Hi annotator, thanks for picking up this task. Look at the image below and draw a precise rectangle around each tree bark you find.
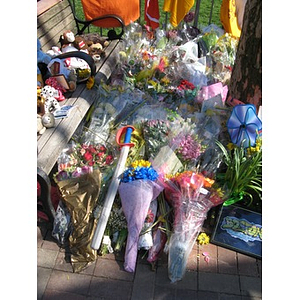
[228,0,262,110]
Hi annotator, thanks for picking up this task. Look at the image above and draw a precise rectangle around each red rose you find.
[105,155,113,165]
[83,151,93,162]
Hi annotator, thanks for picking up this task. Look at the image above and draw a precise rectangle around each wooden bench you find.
[37,0,123,223]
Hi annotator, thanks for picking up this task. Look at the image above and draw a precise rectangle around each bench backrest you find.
[37,0,77,52]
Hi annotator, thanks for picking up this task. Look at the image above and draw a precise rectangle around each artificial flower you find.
[197,232,210,245]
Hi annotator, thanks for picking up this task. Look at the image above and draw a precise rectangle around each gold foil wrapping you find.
[57,169,102,273]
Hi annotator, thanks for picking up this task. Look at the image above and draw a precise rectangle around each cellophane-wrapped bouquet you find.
[53,137,116,272]
[118,159,164,272]
[162,170,224,282]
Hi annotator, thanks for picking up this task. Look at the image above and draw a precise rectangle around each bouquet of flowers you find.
[55,142,115,181]
[53,139,116,272]
[118,159,164,272]
[162,170,224,282]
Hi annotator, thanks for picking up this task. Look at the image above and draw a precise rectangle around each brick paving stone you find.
[42,289,91,300]
[131,263,155,300]
[218,294,242,300]
[155,264,177,289]
[37,267,52,300]
[218,247,238,275]
[93,257,134,281]
[239,275,262,298]
[186,243,198,272]
[53,251,73,273]
[37,226,44,248]
[198,272,240,295]
[41,238,61,251]
[46,269,92,295]
[196,290,219,300]
[153,285,176,300]
[89,276,133,300]
[99,249,126,262]
[198,243,218,273]
[175,270,198,291]
[54,251,96,275]
[37,248,59,269]
[176,288,198,299]
[237,253,259,277]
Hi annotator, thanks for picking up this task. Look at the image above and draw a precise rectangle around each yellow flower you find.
[227,143,235,150]
[86,76,95,89]
[160,76,170,85]
[131,159,151,168]
[197,232,210,245]
[216,187,225,198]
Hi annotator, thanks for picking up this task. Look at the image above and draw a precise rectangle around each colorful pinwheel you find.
[227,104,262,147]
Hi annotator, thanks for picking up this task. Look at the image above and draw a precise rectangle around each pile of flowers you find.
[51,12,262,282]
[55,142,115,181]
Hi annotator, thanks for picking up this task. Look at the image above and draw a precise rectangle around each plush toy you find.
[42,112,56,128]
[59,30,89,53]
[37,113,55,135]
[37,114,46,135]
[40,85,60,113]
[59,30,79,53]
[73,35,89,53]
[37,87,45,115]
[37,39,52,87]
[82,33,110,61]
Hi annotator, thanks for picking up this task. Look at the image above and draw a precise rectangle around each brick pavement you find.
[37,223,262,300]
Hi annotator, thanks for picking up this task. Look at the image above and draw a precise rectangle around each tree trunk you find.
[228,0,262,111]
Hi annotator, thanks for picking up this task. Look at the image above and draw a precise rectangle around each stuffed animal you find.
[37,114,46,135]
[73,35,89,53]
[59,30,89,53]
[59,30,79,53]
[42,113,56,128]
[37,39,52,87]
[40,85,60,113]
[82,34,110,61]
[37,113,55,135]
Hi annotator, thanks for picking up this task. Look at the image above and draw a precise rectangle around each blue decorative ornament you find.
[227,104,262,147]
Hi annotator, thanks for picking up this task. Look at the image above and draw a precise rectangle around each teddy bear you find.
[37,38,52,87]
[59,30,89,53]
[81,33,110,61]
[37,113,56,135]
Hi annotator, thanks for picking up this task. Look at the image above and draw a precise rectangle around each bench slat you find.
[38,3,76,50]
[37,92,98,174]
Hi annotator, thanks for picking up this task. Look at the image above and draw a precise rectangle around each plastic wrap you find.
[138,198,158,250]
[52,200,72,245]
[56,169,102,272]
[119,180,163,272]
[118,160,163,272]
[161,171,223,282]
